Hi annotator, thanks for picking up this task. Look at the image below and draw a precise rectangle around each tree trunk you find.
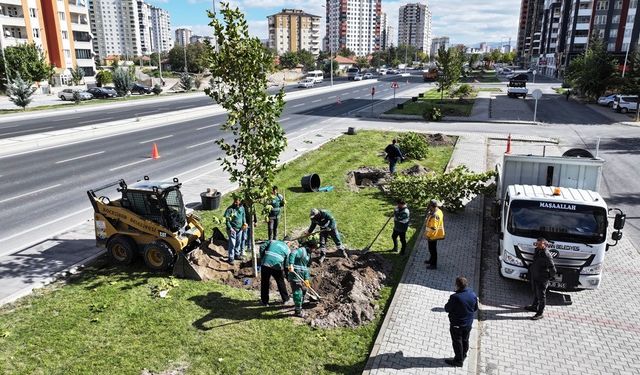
[250,205,258,276]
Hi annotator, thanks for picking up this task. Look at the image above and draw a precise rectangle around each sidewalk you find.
[363,135,487,374]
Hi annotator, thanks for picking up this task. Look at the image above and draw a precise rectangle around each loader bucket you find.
[173,251,205,280]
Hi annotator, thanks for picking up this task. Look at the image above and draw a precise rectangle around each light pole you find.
[622,40,632,78]
[322,4,334,86]
[156,39,164,83]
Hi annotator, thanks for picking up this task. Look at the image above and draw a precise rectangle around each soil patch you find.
[178,240,392,328]
[346,167,389,191]
[401,164,430,176]
[141,363,188,375]
[425,133,456,146]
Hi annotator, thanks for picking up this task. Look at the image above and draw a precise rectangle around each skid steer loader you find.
[87,176,205,272]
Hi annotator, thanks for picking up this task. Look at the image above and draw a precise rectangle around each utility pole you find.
[183,43,188,73]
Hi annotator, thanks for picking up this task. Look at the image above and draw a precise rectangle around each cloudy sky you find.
[150,0,520,47]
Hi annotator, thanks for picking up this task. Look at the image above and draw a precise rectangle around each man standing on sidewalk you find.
[444,276,478,367]
[525,237,556,320]
[424,199,445,269]
[384,138,404,174]
[224,197,247,264]
[391,200,410,255]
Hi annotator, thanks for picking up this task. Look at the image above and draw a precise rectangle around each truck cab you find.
[507,78,528,98]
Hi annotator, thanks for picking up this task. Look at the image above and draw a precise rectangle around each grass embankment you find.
[386,88,476,117]
[477,88,502,92]
[0,131,453,375]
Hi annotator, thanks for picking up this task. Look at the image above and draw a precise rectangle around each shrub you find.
[451,83,473,99]
[179,72,193,91]
[422,106,443,121]
[398,132,429,160]
[6,74,36,110]
[95,70,112,87]
[388,165,496,211]
[152,84,163,95]
[112,67,133,97]
[70,65,85,86]
[73,90,82,104]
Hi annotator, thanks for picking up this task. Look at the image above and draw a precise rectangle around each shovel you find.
[362,215,393,254]
[290,269,322,300]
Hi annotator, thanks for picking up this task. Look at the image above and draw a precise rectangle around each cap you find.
[429,199,440,207]
[310,208,320,218]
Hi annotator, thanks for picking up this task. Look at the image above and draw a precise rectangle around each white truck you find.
[493,152,626,290]
[507,77,528,98]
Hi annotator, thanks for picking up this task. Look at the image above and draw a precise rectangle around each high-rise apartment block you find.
[0,0,96,79]
[150,6,172,53]
[174,27,192,47]
[267,9,321,56]
[325,0,382,56]
[430,36,450,56]
[398,2,432,54]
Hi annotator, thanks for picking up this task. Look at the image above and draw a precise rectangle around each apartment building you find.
[190,35,213,44]
[267,9,321,56]
[174,27,191,47]
[137,0,152,56]
[430,36,450,57]
[89,0,142,60]
[0,0,96,80]
[325,0,382,56]
[397,2,432,54]
[150,5,172,53]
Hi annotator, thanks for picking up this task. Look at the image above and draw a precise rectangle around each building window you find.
[614,0,623,9]
[631,0,638,8]
[33,28,40,38]
[597,1,608,10]
[62,30,68,39]
[75,49,92,59]
[612,15,620,24]
[64,49,71,58]
[610,29,618,38]
[29,8,37,18]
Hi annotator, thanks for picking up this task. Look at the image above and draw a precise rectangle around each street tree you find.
[279,51,299,69]
[337,47,354,57]
[112,67,133,97]
[566,37,618,100]
[435,46,463,102]
[488,49,502,66]
[95,70,113,87]
[7,74,37,110]
[322,59,339,76]
[179,72,193,91]
[206,3,287,275]
[620,49,640,94]
[70,65,85,85]
[417,51,429,63]
[168,43,212,73]
[468,53,480,69]
[356,56,370,68]
[296,50,316,71]
[1,43,54,84]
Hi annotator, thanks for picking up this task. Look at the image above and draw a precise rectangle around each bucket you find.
[412,97,418,102]
[300,174,321,192]
[200,191,221,210]
[347,127,357,135]
[397,103,404,109]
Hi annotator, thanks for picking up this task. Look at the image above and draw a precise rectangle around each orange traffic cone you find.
[337,96,342,105]
[505,134,512,154]
[151,143,160,159]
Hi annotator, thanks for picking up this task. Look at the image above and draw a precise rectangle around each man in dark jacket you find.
[384,139,404,174]
[444,276,479,367]
[525,237,557,320]
[391,200,410,255]
[306,208,347,263]
[444,276,478,367]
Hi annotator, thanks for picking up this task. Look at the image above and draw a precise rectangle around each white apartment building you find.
[430,36,450,56]
[398,2,432,54]
[174,27,191,47]
[267,9,321,56]
[325,0,381,56]
[89,0,142,59]
[137,0,152,55]
[150,5,172,52]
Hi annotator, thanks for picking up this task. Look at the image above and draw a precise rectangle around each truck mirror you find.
[491,201,500,219]
[612,231,623,241]
[614,213,626,230]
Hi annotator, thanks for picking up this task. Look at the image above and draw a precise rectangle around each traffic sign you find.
[391,82,399,89]
[532,89,542,100]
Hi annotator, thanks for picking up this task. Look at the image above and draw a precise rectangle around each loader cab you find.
[119,177,187,233]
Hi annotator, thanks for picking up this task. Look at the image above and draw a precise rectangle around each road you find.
[0,76,427,256]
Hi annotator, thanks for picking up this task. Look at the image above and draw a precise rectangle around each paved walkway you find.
[364,136,487,374]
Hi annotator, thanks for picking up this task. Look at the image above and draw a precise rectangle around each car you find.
[500,68,513,75]
[130,83,152,94]
[353,74,363,81]
[612,95,638,113]
[297,78,315,88]
[363,73,374,79]
[378,68,388,75]
[347,67,360,80]
[597,94,618,107]
[508,73,529,81]
[58,89,93,101]
[87,87,118,99]
[387,69,399,75]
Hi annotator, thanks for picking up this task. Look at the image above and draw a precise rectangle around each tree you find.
[296,50,316,71]
[417,51,429,63]
[279,51,298,69]
[337,47,354,57]
[206,4,287,275]
[356,56,370,69]
[70,65,85,85]
[95,70,113,87]
[488,49,502,66]
[502,51,517,64]
[468,53,480,69]
[396,44,417,65]
[112,67,133,97]
[435,46,463,102]
[1,43,54,84]
[322,59,339,76]
[566,37,618,100]
[7,74,37,110]
[179,72,193,91]
[369,51,385,68]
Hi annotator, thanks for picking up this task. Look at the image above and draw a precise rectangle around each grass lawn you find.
[553,87,569,94]
[0,130,453,375]
[385,88,476,117]
[477,88,502,93]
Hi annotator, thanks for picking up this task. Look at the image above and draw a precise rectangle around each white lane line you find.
[139,135,173,144]
[2,126,53,136]
[102,117,115,121]
[186,140,215,149]
[55,151,105,164]
[109,158,150,171]
[312,99,322,103]
[196,124,218,130]
[355,96,361,99]
[280,117,291,122]
[328,95,336,99]
[321,105,333,110]
[77,119,96,125]
[0,124,21,129]
[292,103,305,108]
[351,91,359,94]
[0,184,61,204]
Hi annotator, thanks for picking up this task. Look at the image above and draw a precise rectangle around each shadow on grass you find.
[189,291,288,330]
[72,260,168,291]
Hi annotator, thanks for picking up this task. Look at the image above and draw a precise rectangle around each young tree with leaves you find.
[356,56,370,69]
[435,46,463,102]
[278,51,299,69]
[566,37,618,100]
[296,50,316,72]
[112,67,133,97]
[179,72,193,91]
[337,47,354,57]
[95,70,113,87]
[70,65,85,85]
[1,43,54,85]
[7,74,37,110]
[206,3,287,275]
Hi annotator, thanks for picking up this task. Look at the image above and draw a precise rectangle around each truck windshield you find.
[507,200,607,244]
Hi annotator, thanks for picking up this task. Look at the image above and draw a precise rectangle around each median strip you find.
[55,151,105,164]
[3,126,53,136]
[139,135,173,144]
[0,184,61,204]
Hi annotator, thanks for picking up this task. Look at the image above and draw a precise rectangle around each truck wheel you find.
[143,241,176,271]
[107,235,138,265]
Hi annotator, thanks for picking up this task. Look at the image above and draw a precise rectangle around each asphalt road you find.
[0,76,425,255]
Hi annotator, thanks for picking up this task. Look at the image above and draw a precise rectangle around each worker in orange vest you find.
[424,199,445,269]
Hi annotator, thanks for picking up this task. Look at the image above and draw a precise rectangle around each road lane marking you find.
[139,135,173,144]
[109,159,150,171]
[55,151,105,164]
[355,96,361,99]
[328,95,336,99]
[280,117,291,122]
[77,119,96,125]
[2,126,53,136]
[312,99,321,103]
[292,103,305,108]
[321,105,333,110]
[196,124,218,130]
[0,124,21,129]
[186,140,215,149]
[0,184,61,204]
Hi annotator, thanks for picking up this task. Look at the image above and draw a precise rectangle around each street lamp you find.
[622,40,631,78]
[322,4,335,86]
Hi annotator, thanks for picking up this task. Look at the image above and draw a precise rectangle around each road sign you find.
[532,89,542,100]
[391,82,399,89]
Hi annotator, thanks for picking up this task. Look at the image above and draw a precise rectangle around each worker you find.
[424,199,445,269]
[223,196,247,264]
[384,138,404,174]
[259,240,292,306]
[267,186,285,240]
[306,208,347,263]
[287,239,318,317]
[391,199,410,255]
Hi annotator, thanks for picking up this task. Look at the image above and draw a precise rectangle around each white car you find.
[612,95,638,113]
[379,68,387,75]
[597,94,617,107]
[353,74,363,81]
[58,89,93,101]
[363,73,374,79]
[297,78,315,88]
[500,68,513,75]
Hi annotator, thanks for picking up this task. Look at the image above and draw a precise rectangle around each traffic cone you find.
[337,96,341,105]
[505,134,512,154]
[151,143,160,159]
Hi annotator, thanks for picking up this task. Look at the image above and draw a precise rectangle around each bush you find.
[73,90,82,104]
[6,74,36,110]
[112,67,133,97]
[398,132,429,160]
[422,106,443,121]
[388,165,496,211]
[451,83,473,99]
[152,84,163,95]
[95,70,112,87]
[179,72,193,91]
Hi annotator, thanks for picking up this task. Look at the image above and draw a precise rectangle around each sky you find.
[148,0,520,48]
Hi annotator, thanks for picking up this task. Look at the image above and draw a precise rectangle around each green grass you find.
[0,130,453,375]
[477,88,502,92]
[553,87,569,94]
[385,88,476,117]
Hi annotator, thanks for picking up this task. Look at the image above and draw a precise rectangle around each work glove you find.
[303,280,311,289]
[288,265,294,273]
[242,223,248,230]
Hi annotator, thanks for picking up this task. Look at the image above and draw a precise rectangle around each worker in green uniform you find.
[306,208,347,263]
[267,186,285,240]
[259,240,291,306]
[287,239,319,317]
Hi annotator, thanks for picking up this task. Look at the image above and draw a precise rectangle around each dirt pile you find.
[401,164,430,176]
[346,167,389,191]
[425,133,456,146]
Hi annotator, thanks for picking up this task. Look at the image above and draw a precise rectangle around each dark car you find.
[87,87,117,98]
[131,83,152,94]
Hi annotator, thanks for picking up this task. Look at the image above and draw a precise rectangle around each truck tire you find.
[107,235,138,265]
[143,241,176,271]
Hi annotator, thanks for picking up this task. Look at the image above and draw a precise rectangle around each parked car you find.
[347,67,360,80]
[612,95,638,113]
[297,78,315,88]
[363,73,374,80]
[58,89,93,101]
[387,69,399,75]
[87,87,117,99]
[597,94,618,107]
[353,74,363,81]
[507,73,529,81]
[500,68,513,75]
[378,68,388,75]
[130,83,152,94]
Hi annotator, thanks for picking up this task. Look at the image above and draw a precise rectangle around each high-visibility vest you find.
[425,208,445,240]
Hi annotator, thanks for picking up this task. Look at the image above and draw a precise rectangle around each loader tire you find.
[107,235,137,265]
[143,241,176,271]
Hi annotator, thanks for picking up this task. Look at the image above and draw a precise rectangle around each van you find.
[612,95,638,113]
[306,70,324,84]
[347,67,360,80]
